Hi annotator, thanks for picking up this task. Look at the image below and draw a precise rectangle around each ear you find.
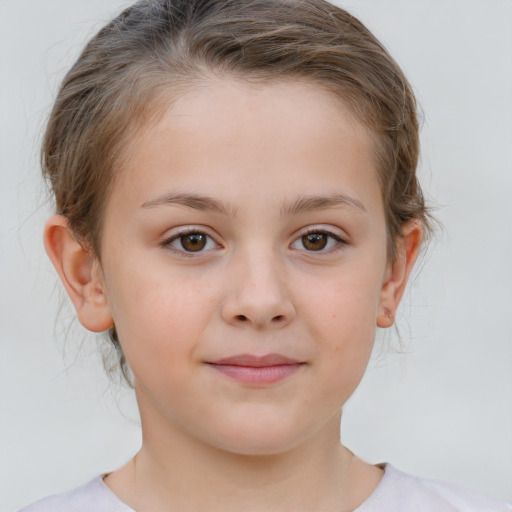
[377,220,423,328]
[44,215,114,332]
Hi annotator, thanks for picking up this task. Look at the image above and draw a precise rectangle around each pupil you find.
[303,233,327,251]
[181,233,206,252]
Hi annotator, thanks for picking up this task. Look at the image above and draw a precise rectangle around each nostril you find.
[236,315,248,322]
[272,315,284,322]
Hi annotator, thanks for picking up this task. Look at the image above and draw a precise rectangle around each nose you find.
[221,250,295,329]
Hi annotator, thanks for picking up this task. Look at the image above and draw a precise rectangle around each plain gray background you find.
[1,0,511,510]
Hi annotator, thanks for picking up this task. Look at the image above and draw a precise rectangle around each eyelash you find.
[161,226,348,257]
[160,228,221,258]
[291,228,348,254]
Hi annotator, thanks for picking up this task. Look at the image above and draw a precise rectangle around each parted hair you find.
[42,0,432,382]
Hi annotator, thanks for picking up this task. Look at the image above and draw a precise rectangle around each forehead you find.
[125,76,372,154]
[110,77,383,219]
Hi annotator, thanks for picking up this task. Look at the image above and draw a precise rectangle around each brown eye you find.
[291,229,345,253]
[301,233,328,251]
[164,229,219,255]
[180,233,207,252]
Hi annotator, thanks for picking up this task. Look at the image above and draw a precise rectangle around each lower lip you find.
[207,363,303,385]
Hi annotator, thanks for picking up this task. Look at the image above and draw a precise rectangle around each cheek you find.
[312,301,376,407]
[297,262,383,386]
[304,265,383,340]
[102,252,218,374]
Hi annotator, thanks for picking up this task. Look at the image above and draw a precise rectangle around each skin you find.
[45,78,422,511]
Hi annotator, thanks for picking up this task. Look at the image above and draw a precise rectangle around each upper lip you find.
[208,354,302,367]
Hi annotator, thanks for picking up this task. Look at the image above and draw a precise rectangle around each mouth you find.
[206,354,305,386]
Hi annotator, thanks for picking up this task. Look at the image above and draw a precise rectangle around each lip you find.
[206,353,305,386]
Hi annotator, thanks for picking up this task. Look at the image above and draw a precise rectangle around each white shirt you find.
[19,464,512,512]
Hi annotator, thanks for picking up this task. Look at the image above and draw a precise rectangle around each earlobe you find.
[44,215,114,333]
[377,220,423,328]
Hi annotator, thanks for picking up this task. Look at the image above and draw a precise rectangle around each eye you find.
[163,229,219,254]
[291,229,346,252]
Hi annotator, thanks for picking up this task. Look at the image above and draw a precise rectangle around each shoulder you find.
[17,476,134,512]
[357,464,512,512]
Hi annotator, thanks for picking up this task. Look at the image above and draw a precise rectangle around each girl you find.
[18,0,511,510]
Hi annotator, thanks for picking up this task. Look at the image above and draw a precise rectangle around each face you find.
[97,78,393,455]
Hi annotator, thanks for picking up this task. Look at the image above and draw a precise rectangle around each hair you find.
[42,0,433,383]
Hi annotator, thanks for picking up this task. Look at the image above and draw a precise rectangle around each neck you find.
[106,409,375,512]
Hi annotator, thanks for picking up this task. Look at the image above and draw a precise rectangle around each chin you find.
[205,416,314,457]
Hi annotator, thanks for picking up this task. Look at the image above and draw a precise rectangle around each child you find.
[19,0,511,510]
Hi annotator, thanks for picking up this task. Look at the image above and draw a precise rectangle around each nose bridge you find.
[222,243,295,328]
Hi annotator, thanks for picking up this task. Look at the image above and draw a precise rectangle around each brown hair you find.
[42,0,432,381]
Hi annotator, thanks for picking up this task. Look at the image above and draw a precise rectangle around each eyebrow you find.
[141,191,366,216]
[282,193,367,216]
[141,192,234,216]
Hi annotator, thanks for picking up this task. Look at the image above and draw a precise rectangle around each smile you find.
[206,354,305,386]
